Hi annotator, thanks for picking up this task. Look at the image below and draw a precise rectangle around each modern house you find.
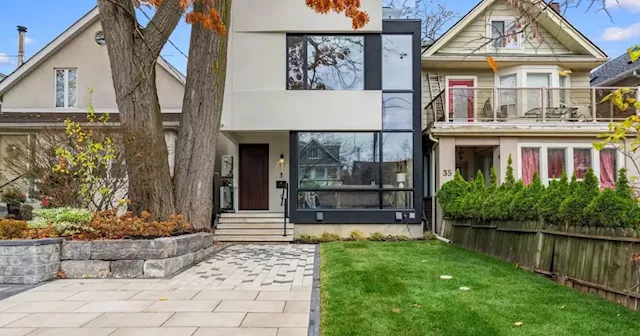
[422,0,638,233]
[214,0,423,241]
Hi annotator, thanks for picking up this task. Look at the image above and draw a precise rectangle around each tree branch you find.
[142,0,183,57]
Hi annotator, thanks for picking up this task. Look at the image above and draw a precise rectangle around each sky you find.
[0,0,638,77]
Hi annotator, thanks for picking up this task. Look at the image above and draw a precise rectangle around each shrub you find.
[615,168,633,199]
[73,210,192,240]
[509,173,545,221]
[437,169,469,218]
[388,235,412,241]
[369,232,386,241]
[33,207,92,224]
[320,232,341,242]
[536,172,569,224]
[29,207,93,236]
[584,189,637,227]
[0,219,28,239]
[349,230,366,241]
[559,169,599,225]
[295,234,321,244]
[422,231,436,240]
[505,155,516,187]
[1,188,26,204]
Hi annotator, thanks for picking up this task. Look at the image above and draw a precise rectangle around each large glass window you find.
[383,93,413,130]
[573,148,592,179]
[382,133,413,188]
[298,191,379,209]
[547,148,566,179]
[382,35,412,90]
[526,73,551,111]
[521,147,540,185]
[499,74,517,116]
[298,133,379,188]
[600,148,617,189]
[297,132,415,210]
[287,35,364,90]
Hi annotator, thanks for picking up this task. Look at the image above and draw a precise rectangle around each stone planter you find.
[61,232,214,278]
[0,238,64,284]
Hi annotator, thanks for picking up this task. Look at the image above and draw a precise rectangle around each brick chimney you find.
[549,2,561,14]
[17,26,27,67]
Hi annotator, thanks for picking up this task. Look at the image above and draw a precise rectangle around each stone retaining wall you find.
[0,238,64,284]
[61,232,214,278]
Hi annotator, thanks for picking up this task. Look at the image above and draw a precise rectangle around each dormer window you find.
[308,148,320,159]
[55,68,77,108]
[491,19,521,49]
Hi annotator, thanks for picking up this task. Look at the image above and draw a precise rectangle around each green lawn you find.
[321,241,640,336]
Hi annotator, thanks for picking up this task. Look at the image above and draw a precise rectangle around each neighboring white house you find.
[0,7,235,215]
[421,0,637,234]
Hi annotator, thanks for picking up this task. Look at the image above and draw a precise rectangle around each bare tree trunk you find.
[97,0,182,218]
[174,0,232,229]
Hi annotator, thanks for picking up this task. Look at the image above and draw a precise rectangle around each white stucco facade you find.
[221,0,383,133]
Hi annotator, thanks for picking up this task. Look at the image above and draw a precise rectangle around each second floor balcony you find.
[424,87,640,129]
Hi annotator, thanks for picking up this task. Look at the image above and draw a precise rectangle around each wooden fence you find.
[443,219,640,310]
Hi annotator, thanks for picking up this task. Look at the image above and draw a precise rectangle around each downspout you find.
[428,132,451,244]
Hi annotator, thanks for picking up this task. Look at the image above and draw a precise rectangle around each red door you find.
[448,80,474,122]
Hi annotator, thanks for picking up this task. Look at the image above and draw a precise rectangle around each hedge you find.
[437,155,640,228]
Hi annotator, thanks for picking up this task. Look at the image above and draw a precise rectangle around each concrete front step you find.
[216,229,294,236]
[220,212,284,218]
[217,223,294,229]
[214,235,294,242]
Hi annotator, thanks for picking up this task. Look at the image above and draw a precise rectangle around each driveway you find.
[0,244,316,336]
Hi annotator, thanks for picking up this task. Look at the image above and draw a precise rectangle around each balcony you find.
[424,87,640,128]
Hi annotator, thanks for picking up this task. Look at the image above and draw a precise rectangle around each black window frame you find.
[288,20,422,224]
[286,33,381,91]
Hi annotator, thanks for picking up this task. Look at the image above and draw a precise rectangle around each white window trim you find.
[517,142,625,186]
[308,148,320,160]
[444,75,478,122]
[486,16,525,52]
[53,68,78,109]
[494,66,563,116]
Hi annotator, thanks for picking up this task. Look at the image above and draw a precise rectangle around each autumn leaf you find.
[392,307,401,313]
[514,321,524,327]
[409,304,421,308]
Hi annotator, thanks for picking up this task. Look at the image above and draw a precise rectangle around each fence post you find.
[493,88,498,122]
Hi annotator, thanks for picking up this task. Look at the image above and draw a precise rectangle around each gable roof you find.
[0,7,185,96]
[422,0,607,59]
[590,52,639,86]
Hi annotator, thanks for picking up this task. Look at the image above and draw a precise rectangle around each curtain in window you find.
[548,148,565,179]
[521,148,539,185]
[600,149,616,189]
[573,149,591,179]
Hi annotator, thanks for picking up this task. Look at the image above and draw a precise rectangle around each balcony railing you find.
[424,87,640,127]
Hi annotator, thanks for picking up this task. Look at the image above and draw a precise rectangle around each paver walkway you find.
[0,244,317,336]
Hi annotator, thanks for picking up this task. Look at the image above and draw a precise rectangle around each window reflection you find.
[287,35,364,90]
[382,35,412,90]
[382,133,413,188]
[383,93,413,130]
[298,133,379,188]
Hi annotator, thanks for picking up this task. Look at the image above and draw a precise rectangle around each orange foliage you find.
[135,0,368,33]
[72,210,195,240]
